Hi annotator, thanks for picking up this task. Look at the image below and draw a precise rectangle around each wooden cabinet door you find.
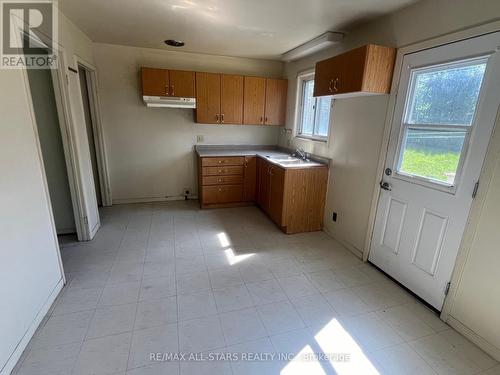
[217,185,243,203]
[243,77,266,125]
[243,156,257,202]
[334,46,366,94]
[221,75,244,124]
[269,165,285,225]
[196,72,221,124]
[202,186,218,205]
[264,79,287,125]
[257,158,270,211]
[313,56,343,97]
[169,70,195,98]
[141,68,169,96]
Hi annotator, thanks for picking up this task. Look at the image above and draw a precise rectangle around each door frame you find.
[74,57,112,207]
[363,20,500,315]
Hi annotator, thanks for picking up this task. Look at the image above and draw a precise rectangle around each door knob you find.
[380,181,392,191]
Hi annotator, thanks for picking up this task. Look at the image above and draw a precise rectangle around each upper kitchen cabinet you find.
[221,74,244,124]
[243,77,287,125]
[195,72,221,124]
[313,44,396,97]
[141,67,169,96]
[196,73,244,124]
[243,76,266,125]
[264,78,288,125]
[141,67,195,97]
[169,70,195,98]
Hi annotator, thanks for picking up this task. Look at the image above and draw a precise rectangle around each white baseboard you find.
[112,195,198,205]
[1,278,64,375]
[445,315,500,362]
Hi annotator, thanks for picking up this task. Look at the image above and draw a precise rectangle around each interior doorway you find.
[26,62,76,235]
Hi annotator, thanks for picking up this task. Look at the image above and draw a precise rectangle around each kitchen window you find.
[296,72,332,141]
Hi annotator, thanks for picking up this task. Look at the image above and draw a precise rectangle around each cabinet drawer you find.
[202,166,244,176]
[202,175,243,186]
[201,157,244,167]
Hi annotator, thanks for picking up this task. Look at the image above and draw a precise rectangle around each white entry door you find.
[369,32,500,310]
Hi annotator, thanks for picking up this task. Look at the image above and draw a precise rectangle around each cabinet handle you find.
[218,178,222,182]
[218,169,222,173]
[260,116,263,124]
[165,85,170,96]
[328,77,339,93]
[218,188,222,192]
[221,114,225,123]
[264,117,268,124]
[171,84,175,96]
[215,114,219,123]
[269,167,274,176]
[218,160,222,164]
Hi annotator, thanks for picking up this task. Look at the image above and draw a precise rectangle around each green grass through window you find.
[400,149,460,182]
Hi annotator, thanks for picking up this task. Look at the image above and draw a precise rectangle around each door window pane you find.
[399,128,466,184]
[406,60,487,126]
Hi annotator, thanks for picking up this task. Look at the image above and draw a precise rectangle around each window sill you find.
[295,135,328,143]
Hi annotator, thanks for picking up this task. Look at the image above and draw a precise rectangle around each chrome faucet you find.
[294,147,308,160]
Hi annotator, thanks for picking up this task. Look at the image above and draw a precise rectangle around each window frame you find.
[392,56,489,192]
[295,71,332,142]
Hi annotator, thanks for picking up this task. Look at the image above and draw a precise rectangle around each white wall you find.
[279,0,500,256]
[445,113,500,359]
[0,68,63,375]
[92,43,283,203]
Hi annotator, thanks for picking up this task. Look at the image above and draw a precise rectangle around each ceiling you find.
[59,0,418,60]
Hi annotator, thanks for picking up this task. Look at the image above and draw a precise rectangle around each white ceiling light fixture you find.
[281,31,344,62]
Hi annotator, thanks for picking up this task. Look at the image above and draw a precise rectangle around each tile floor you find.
[13,201,500,375]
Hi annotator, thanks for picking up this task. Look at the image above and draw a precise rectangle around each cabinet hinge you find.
[83,216,88,225]
[444,282,451,296]
[472,181,479,199]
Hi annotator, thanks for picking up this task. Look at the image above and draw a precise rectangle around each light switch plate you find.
[196,135,204,143]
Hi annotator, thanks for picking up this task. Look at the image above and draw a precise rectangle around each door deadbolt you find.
[385,168,392,176]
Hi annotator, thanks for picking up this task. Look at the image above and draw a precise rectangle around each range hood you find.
[143,95,196,108]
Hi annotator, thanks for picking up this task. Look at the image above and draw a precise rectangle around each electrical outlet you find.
[332,212,338,222]
[196,135,204,143]
[184,188,190,196]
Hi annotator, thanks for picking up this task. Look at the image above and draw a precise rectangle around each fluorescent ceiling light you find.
[282,31,344,62]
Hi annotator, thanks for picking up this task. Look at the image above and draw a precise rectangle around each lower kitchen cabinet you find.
[257,158,328,234]
[243,156,257,202]
[198,154,328,234]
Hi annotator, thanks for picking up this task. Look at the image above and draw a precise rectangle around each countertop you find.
[195,145,329,169]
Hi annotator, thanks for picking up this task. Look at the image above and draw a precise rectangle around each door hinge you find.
[444,282,451,296]
[83,216,88,225]
[472,181,479,199]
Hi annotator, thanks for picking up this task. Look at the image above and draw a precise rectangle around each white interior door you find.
[369,32,500,310]
[52,53,101,241]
